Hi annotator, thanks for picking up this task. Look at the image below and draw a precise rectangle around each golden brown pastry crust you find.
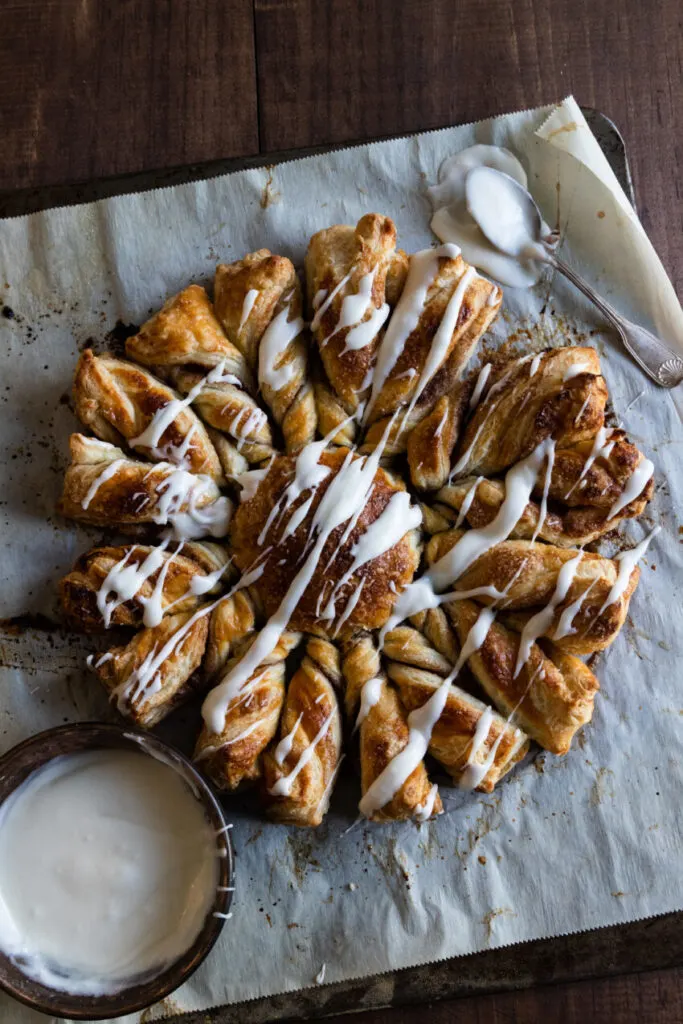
[93,607,210,728]
[426,529,624,610]
[194,630,300,792]
[364,251,501,432]
[407,378,472,490]
[434,474,650,548]
[58,433,226,530]
[126,284,252,381]
[125,285,275,465]
[59,542,229,632]
[444,598,598,755]
[73,349,223,482]
[341,633,442,821]
[545,432,654,510]
[230,448,421,637]
[306,214,397,416]
[452,348,608,478]
[262,637,343,826]
[388,662,529,790]
[204,589,257,682]
[214,250,295,371]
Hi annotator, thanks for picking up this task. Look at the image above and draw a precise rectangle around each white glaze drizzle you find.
[381,438,554,641]
[235,456,275,503]
[468,363,492,411]
[454,476,484,529]
[353,676,383,734]
[364,244,461,421]
[238,288,259,332]
[573,394,591,426]
[320,267,387,350]
[529,353,543,377]
[130,361,239,458]
[531,439,556,542]
[81,459,126,509]
[268,709,336,797]
[607,458,654,520]
[312,288,328,311]
[258,301,303,392]
[97,541,170,629]
[113,599,218,713]
[448,408,492,479]
[458,706,495,789]
[397,265,478,432]
[310,271,353,332]
[274,712,304,766]
[433,406,449,439]
[343,302,390,353]
[553,578,597,640]
[596,527,660,616]
[414,783,440,822]
[333,578,365,637]
[564,426,615,499]
[513,551,583,676]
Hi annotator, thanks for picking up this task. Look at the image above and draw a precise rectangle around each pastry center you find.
[230,448,421,638]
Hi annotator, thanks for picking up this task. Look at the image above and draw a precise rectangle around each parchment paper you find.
[0,97,682,1024]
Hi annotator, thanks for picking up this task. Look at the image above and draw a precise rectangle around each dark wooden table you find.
[1,2,682,1022]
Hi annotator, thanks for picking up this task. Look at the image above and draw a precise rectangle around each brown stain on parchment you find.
[261,167,280,209]
[482,906,516,941]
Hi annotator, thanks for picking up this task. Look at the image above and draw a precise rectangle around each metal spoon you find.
[465,165,683,388]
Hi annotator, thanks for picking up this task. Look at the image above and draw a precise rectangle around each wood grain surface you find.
[0,0,258,189]
[309,967,683,1024]
[0,2,682,1022]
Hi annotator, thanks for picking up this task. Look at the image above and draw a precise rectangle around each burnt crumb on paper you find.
[2,305,15,319]
[104,320,139,356]
[0,612,60,635]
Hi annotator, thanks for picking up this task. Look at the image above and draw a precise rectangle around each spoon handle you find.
[547,253,683,388]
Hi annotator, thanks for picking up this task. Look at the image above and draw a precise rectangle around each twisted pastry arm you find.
[73,350,223,481]
[544,432,654,510]
[126,284,252,381]
[194,630,301,792]
[92,606,210,728]
[306,213,397,415]
[387,663,529,792]
[59,542,230,632]
[452,348,608,478]
[406,378,471,490]
[341,633,442,822]
[383,622,529,791]
[262,636,343,826]
[214,253,317,452]
[214,249,295,371]
[255,282,317,453]
[58,433,229,532]
[364,250,500,429]
[312,372,357,446]
[172,372,274,464]
[443,598,598,754]
[124,284,275,464]
[204,589,257,682]
[426,530,636,615]
[433,474,647,548]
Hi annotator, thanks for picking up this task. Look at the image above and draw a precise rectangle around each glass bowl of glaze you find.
[0,722,234,1020]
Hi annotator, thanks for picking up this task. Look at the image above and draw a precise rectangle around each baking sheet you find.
[0,96,682,1024]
